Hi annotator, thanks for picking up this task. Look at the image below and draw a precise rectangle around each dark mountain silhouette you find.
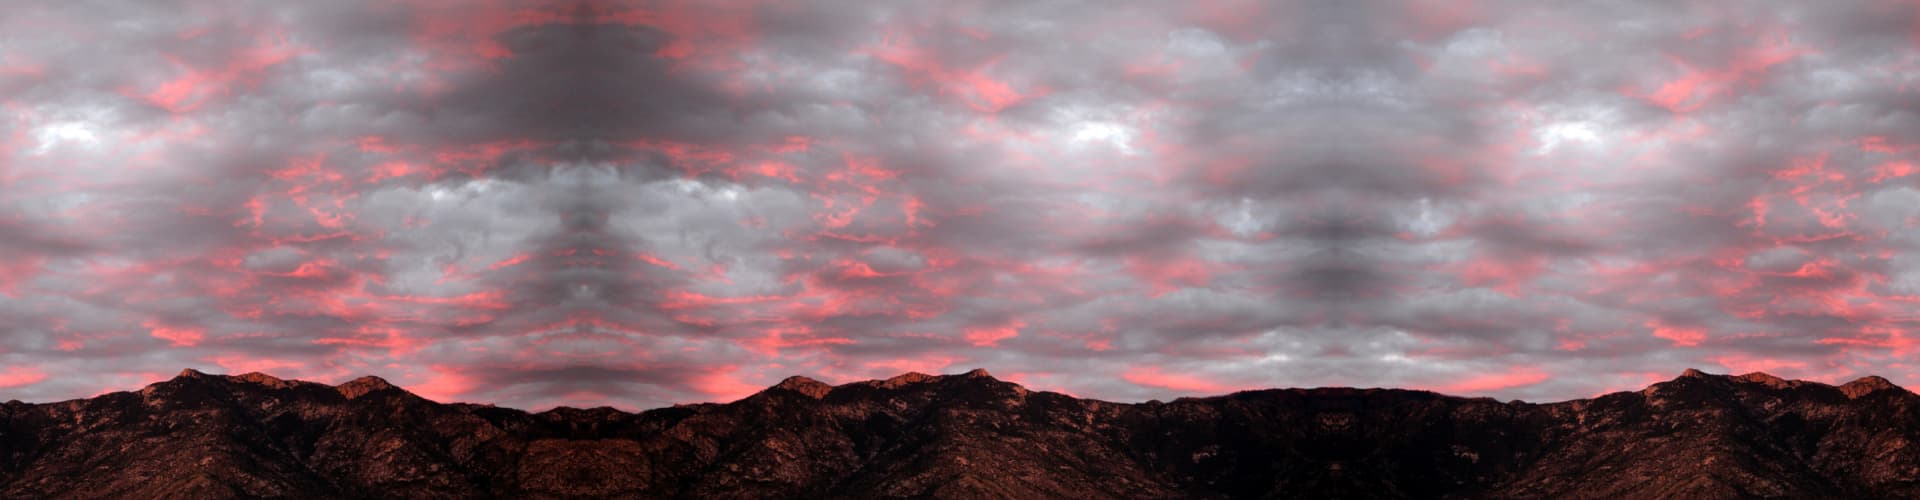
[1,367,1916,499]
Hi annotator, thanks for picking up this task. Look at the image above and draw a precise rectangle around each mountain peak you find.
[877,371,935,388]
[1679,367,1712,379]
[232,372,301,389]
[1840,375,1900,398]
[336,376,398,400]
[962,368,993,378]
[175,368,209,379]
[1732,372,1798,389]
[771,375,833,399]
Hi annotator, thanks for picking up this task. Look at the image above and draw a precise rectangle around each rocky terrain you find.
[0,367,1915,499]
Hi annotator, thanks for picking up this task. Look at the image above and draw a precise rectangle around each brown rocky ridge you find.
[1,367,1916,499]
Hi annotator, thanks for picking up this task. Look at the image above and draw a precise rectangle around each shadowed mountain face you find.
[0,368,1916,499]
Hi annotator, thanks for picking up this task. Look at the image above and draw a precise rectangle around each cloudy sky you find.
[2,0,1918,410]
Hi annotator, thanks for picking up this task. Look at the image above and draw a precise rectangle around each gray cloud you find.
[0,0,1916,409]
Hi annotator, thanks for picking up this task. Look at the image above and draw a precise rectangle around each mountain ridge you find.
[1,368,1916,498]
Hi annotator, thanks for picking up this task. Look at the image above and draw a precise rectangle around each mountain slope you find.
[0,368,1915,499]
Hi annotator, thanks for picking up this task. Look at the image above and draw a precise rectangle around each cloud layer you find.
[2,0,1918,410]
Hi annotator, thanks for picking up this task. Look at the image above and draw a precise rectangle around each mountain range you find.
[0,367,1915,498]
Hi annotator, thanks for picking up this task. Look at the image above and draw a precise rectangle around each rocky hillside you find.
[0,368,1915,499]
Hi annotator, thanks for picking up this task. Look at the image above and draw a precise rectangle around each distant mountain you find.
[0,367,1915,499]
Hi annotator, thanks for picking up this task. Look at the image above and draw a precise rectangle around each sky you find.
[2,0,1919,411]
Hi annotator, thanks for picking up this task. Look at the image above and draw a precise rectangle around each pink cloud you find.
[406,365,478,403]
[1122,366,1236,394]
[1647,321,1707,348]
[0,366,49,388]
[1425,366,1551,395]
[963,319,1024,347]
[689,365,763,402]
[1710,355,1809,376]
[145,321,205,347]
